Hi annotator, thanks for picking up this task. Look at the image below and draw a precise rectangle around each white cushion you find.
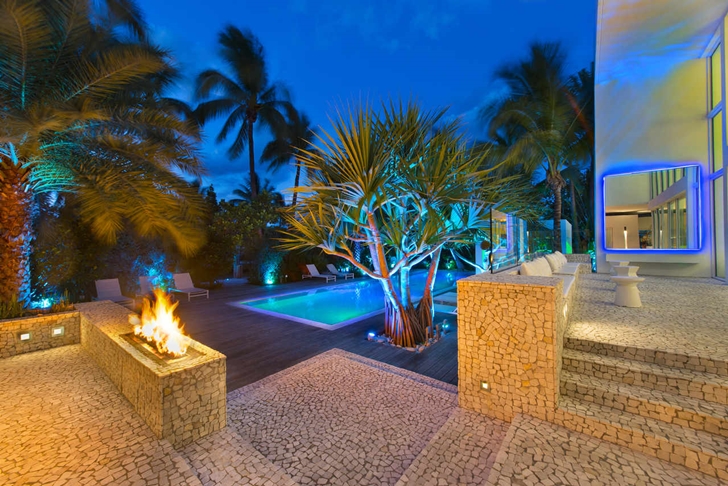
[533,258,553,277]
[555,251,567,267]
[519,261,536,276]
[544,253,561,271]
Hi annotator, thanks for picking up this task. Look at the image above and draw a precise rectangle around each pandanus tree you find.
[261,107,315,206]
[195,26,291,199]
[0,0,206,303]
[483,42,592,252]
[279,101,533,347]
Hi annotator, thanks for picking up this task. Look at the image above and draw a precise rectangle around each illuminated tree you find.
[483,42,592,252]
[194,26,291,199]
[279,100,532,347]
[0,0,206,303]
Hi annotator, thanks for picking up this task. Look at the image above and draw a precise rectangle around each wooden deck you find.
[174,278,459,392]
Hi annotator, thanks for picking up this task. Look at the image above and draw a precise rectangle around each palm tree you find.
[0,0,206,303]
[229,173,284,206]
[279,100,535,347]
[483,42,592,252]
[261,107,315,206]
[195,26,291,199]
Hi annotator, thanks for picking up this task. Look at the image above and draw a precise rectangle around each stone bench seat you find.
[558,274,576,296]
[554,262,582,276]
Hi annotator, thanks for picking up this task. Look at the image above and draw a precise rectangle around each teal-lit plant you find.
[279,100,534,347]
[0,0,206,303]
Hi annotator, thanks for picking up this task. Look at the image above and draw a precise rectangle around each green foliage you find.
[248,240,284,285]
[0,296,24,320]
[0,0,208,257]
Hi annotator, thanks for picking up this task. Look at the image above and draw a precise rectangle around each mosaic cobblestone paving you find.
[225,349,459,486]
[0,345,201,486]
[486,414,720,486]
[568,274,728,365]
[395,408,508,486]
[180,428,298,485]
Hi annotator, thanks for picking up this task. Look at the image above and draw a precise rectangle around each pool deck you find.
[174,278,459,392]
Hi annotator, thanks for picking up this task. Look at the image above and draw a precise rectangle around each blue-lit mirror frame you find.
[601,164,703,254]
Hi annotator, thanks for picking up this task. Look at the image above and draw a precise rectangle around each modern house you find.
[595,0,728,279]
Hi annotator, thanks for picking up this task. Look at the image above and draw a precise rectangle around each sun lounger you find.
[94,278,134,308]
[326,264,355,280]
[171,273,209,301]
[302,264,336,282]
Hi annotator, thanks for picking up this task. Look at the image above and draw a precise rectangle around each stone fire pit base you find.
[76,301,226,448]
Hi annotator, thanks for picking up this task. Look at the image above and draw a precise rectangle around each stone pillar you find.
[457,273,568,423]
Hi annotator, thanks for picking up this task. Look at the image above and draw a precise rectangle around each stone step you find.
[179,428,298,486]
[395,408,508,485]
[563,348,728,405]
[557,396,728,480]
[564,337,728,377]
[561,370,728,438]
[486,414,721,486]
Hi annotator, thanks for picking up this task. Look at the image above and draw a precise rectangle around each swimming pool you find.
[237,270,471,330]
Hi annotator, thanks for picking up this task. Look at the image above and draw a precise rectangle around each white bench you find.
[518,253,580,298]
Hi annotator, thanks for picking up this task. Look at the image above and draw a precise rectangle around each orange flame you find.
[131,289,190,357]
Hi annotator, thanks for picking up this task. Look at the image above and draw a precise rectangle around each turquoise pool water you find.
[239,270,471,329]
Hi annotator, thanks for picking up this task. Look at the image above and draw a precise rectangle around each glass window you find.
[711,45,722,109]
[715,177,726,278]
[712,114,724,173]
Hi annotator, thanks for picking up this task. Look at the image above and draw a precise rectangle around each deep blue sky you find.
[139,0,597,201]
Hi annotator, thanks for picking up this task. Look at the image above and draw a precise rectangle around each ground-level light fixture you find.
[18,331,32,342]
[367,331,376,339]
[52,326,65,337]
[480,380,490,391]
[563,303,568,317]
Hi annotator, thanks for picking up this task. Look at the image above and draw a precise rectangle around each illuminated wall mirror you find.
[604,166,700,250]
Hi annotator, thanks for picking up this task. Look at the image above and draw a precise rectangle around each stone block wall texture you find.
[77,301,226,448]
[0,311,80,358]
[458,266,583,422]
[565,253,593,268]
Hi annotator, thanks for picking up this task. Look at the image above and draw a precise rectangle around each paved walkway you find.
[1,345,719,485]
[568,274,728,365]
[0,345,200,486]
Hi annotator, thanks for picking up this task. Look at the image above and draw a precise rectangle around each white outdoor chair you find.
[303,264,336,282]
[94,278,134,307]
[326,264,354,280]
[171,273,209,301]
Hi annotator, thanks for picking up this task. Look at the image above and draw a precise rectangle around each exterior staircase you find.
[557,338,728,480]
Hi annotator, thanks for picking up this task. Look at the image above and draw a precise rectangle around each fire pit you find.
[129,290,193,360]
[76,295,226,448]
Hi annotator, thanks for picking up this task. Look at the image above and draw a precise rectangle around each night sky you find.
[138,0,598,201]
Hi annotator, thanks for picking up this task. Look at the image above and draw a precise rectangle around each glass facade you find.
[709,30,726,279]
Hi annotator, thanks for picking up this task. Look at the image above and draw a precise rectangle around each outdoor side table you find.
[614,265,639,277]
[610,275,645,307]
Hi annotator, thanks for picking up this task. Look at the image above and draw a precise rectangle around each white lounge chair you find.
[326,264,354,280]
[171,273,209,301]
[94,278,134,307]
[302,264,336,282]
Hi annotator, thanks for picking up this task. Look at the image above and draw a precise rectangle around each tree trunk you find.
[417,247,442,339]
[570,180,578,250]
[291,159,301,206]
[0,157,33,303]
[552,185,563,253]
[247,118,257,199]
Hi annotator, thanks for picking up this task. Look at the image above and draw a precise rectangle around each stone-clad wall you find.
[457,267,582,422]
[565,253,593,266]
[0,311,80,358]
[77,301,226,448]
